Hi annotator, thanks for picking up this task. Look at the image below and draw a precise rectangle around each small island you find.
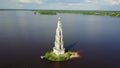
[44,51,79,61]
[41,17,80,61]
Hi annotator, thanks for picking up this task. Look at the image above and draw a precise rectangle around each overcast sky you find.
[0,0,120,10]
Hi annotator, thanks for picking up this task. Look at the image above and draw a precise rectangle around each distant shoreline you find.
[34,10,120,17]
[0,9,120,17]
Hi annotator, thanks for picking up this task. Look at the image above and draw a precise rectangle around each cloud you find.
[16,3,23,7]
[0,0,120,10]
[67,3,82,6]
[19,0,43,4]
[35,0,43,4]
[19,0,32,3]
[106,0,120,5]
[85,0,120,5]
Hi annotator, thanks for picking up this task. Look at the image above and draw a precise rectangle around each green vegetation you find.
[34,10,56,15]
[44,51,72,61]
[34,10,120,17]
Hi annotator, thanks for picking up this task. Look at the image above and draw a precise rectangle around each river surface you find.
[0,11,120,68]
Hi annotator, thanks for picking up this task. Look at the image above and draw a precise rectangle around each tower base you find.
[53,47,65,55]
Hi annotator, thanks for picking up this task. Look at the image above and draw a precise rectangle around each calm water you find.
[0,11,120,68]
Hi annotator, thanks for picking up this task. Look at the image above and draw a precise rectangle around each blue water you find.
[0,11,120,68]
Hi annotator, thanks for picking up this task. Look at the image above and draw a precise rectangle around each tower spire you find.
[53,17,65,55]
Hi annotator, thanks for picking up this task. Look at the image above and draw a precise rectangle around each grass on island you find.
[34,10,120,17]
[44,51,72,61]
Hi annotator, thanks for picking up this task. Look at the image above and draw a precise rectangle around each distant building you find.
[53,17,65,55]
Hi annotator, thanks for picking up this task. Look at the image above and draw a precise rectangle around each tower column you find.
[53,17,65,55]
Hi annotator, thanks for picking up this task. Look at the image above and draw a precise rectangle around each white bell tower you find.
[53,17,65,55]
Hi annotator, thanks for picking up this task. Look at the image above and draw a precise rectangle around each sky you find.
[0,0,120,10]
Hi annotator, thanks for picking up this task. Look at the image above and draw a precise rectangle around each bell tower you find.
[53,17,65,55]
